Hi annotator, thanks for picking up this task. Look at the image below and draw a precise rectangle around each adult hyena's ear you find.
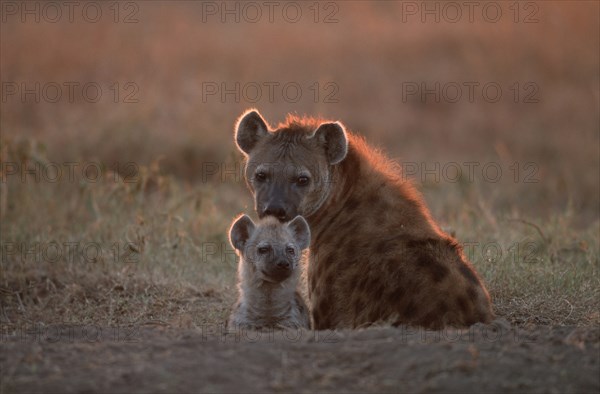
[235,109,269,155]
[229,214,256,251]
[287,216,311,250]
[311,122,348,165]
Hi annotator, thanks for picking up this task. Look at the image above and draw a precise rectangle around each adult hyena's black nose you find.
[276,260,291,270]
[263,204,289,221]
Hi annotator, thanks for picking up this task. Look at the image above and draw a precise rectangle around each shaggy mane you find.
[275,114,325,133]
[275,114,407,184]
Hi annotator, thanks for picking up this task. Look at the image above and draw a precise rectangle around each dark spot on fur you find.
[406,238,438,249]
[437,301,449,316]
[372,282,385,300]
[409,238,452,260]
[386,259,405,282]
[409,237,479,285]
[337,217,354,231]
[430,261,450,283]
[377,206,390,220]
[459,264,480,285]
[354,296,366,316]
[466,286,477,299]
[416,255,449,283]
[456,295,469,314]
[403,300,417,319]
[376,235,411,256]
[368,307,381,322]
[375,239,390,254]
[367,192,378,205]
[357,277,369,293]
[315,262,328,281]
[345,197,360,211]
[419,309,442,329]
[346,242,358,259]
[318,299,332,316]
[388,284,406,303]
[325,271,335,288]
[314,299,332,329]
[312,308,321,323]
[317,299,331,327]
[465,314,479,326]
[340,224,362,248]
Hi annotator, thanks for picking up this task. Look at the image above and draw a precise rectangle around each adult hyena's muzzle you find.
[261,202,291,222]
[258,184,298,222]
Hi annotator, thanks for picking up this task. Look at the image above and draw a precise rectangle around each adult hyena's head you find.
[229,214,311,283]
[235,109,348,222]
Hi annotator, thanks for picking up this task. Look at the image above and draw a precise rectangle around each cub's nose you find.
[276,260,291,270]
[263,204,289,221]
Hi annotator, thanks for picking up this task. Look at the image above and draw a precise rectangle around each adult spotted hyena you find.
[234,109,494,329]
[228,214,311,330]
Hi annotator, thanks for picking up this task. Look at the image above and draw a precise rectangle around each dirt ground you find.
[1,320,598,394]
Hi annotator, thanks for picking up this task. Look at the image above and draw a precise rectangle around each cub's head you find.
[235,109,348,222]
[229,214,311,283]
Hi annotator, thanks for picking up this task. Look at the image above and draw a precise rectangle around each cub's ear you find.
[235,109,269,155]
[287,216,311,251]
[311,122,348,165]
[229,214,256,251]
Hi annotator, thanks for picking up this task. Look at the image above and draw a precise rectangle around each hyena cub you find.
[228,214,311,330]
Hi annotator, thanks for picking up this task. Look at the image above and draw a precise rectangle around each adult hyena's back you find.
[310,235,492,329]
[307,136,494,329]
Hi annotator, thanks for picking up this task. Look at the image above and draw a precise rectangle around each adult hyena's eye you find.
[296,176,310,186]
[255,172,267,182]
[286,246,295,256]
[258,246,271,255]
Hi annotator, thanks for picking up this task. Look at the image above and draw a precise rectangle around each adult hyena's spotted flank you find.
[234,109,494,330]
[228,214,311,330]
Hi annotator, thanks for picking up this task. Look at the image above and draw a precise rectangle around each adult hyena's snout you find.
[257,185,298,222]
[261,201,292,222]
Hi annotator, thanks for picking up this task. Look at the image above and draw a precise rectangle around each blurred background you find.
[2,1,598,223]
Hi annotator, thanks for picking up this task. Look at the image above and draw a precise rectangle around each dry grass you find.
[1,136,598,330]
[1,2,599,331]
[1,139,244,328]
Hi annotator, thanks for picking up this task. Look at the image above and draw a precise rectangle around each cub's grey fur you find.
[228,214,311,330]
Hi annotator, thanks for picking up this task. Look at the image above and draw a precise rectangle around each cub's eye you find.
[286,247,296,256]
[297,176,309,186]
[255,172,267,182]
[258,246,271,255]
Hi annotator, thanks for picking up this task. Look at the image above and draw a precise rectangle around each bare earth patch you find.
[2,321,599,393]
